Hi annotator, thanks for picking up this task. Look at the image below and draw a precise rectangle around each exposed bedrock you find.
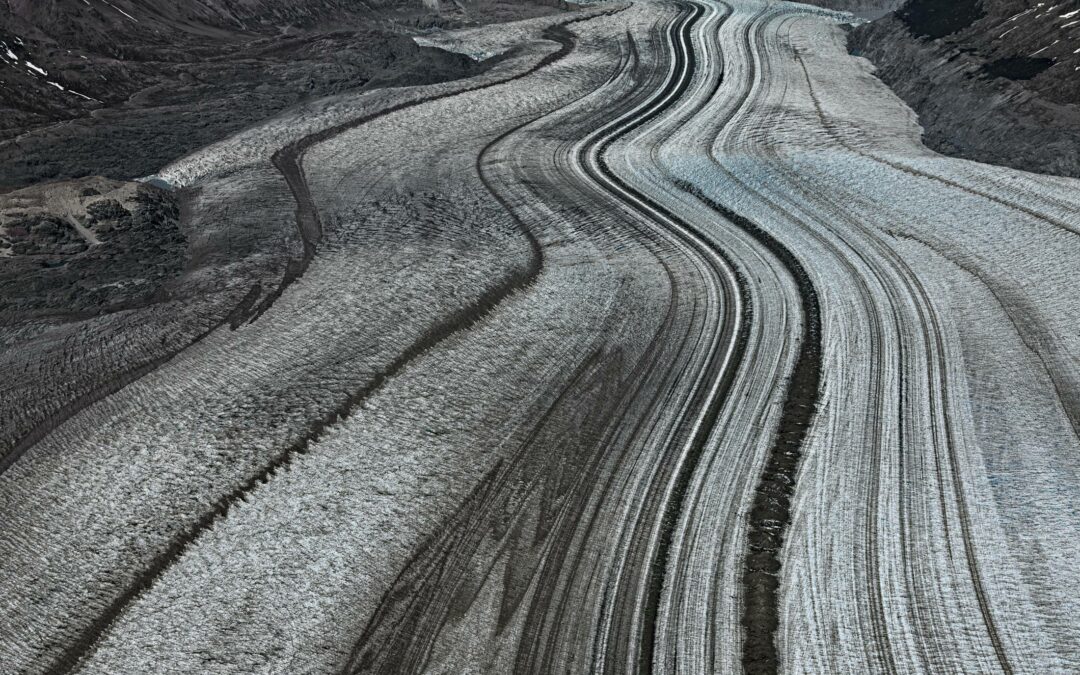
[850,0,1080,178]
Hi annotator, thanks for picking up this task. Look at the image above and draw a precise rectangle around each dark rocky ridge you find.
[850,0,1080,178]
[0,0,565,189]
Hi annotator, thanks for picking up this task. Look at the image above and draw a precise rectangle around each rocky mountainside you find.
[850,0,1080,177]
[0,0,563,188]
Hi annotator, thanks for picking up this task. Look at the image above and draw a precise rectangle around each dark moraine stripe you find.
[675,182,822,675]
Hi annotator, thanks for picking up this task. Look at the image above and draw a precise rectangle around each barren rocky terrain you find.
[1,0,1079,673]
[851,0,1080,177]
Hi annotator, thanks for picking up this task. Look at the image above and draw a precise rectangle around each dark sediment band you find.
[676,181,822,675]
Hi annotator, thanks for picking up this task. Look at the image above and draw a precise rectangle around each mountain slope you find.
[850,0,1080,177]
[0,0,563,187]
